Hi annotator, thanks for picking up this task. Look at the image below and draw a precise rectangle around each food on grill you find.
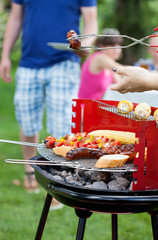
[89,129,138,144]
[117,100,133,113]
[67,30,81,50]
[145,147,147,162]
[95,154,129,168]
[53,146,74,157]
[44,131,136,163]
[135,102,151,118]
[66,144,135,162]
[67,30,77,44]
[66,147,108,161]
[135,147,147,164]
[104,143,136,162]
[44,136,56,148]
[154,109,158,121]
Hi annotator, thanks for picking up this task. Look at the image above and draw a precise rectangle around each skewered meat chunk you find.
[67,30,81,50]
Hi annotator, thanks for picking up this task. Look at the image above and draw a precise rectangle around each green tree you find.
[97,0,158,64]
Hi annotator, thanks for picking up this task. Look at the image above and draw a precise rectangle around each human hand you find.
[0,58,12,82]
[74,49,89,58]
[74,38,92,58]
[110,66,152,93]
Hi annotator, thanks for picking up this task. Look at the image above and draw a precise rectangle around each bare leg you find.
[20,130,39,190]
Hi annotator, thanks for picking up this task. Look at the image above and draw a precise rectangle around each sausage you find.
[66,147,108,161]
[67,30,81,50]
[66,144,136,162]
[109,144,136,162]
[70,39,81,50]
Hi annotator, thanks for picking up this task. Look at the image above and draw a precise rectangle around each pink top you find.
[78,52,114,99]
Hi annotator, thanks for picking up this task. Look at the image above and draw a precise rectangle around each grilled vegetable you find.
[154,109,158,121]
[89,130,139,144]
[118,100,133,113]
[135,102,151,118]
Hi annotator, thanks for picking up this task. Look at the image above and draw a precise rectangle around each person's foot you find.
[50,198,63,210]
[24,172,39,193]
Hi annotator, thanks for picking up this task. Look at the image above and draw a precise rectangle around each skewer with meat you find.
[67,30,81,50]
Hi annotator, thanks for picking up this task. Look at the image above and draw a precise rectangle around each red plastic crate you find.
[71,99,158,191]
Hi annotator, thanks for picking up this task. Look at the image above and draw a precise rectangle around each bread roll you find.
[95,154,129,168]
[53,146,74,157]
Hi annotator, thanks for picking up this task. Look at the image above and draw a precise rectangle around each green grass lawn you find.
[0,51,154,240]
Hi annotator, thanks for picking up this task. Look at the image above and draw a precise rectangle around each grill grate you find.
[37,144,136,173]
[93,100,150,121]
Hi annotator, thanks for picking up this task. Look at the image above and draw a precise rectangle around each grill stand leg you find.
[150,213,158,240]
[112,214,118,240]
[75,209,92,240]
[34,193,52,240]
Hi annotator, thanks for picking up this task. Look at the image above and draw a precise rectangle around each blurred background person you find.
[78,28,123,99]
[0,0,97,203]
[135,34,158,71]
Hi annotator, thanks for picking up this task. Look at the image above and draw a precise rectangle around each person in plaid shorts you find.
[0,0,97,193]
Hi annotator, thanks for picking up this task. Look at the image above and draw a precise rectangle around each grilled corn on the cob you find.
[89,129,139,144]
[135,102,151,118]
[154,109,158,121]
[118,100,133,113]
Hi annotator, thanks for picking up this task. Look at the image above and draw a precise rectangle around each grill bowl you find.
[32,156,158,214]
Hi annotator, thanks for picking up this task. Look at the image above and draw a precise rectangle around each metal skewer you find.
[0,139,39,147]
[67,33,158,51]
[5,159,137,172]
[5,159,65,166]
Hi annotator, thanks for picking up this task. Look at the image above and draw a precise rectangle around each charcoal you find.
[43,164,133,191]
[116,177,130,187]
[60,166,70,171]
[89,171,110,182]
[65,176,74,182]
[85,181,91,185]
[73,181,83,187]
[68,171,73,176]
[77,177,86,185]
[92,181,108,190]
[80,171,92,180]
[61,170,68,178]
[75,170,110,182]
[124,172,133,181]
[66,178,83,187]
[85,184,94,188]
[108,180,118,186]
[52,175,64,181]
[44,172,54,180]
[73,174,80,181]
[108,180,127,191]
[75,169,88,180]
[111,172,125,179]
[50,169,60,175]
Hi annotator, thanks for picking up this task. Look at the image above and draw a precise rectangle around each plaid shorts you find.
[14,60,80,137]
